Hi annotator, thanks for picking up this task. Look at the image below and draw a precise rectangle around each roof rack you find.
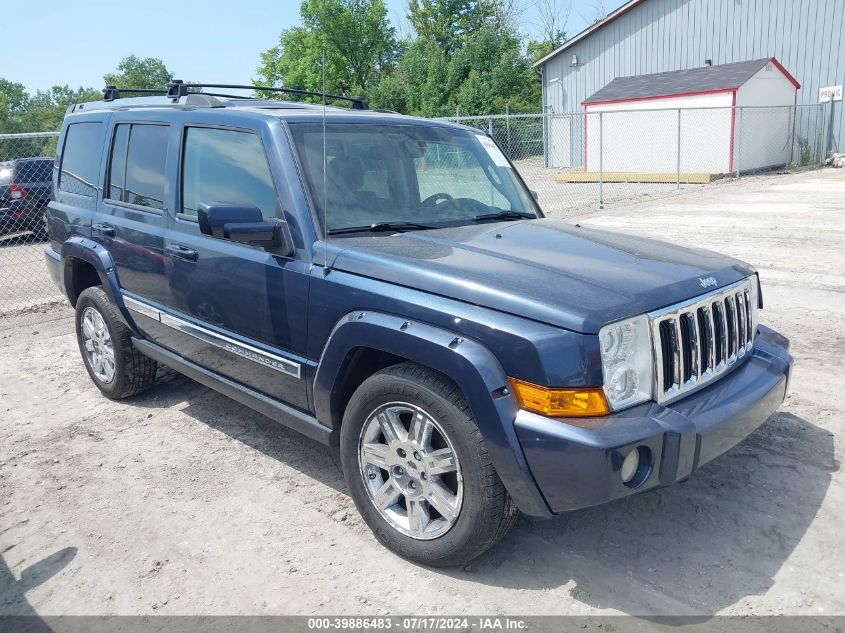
[165,80,369,110]
[102,86,168,101]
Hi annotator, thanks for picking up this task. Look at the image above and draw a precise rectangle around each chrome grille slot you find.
[658,320,678,392]
[696,307,714,375]
[744,289,753,343]
[713,300,726,368]
[725,295,737,361]
[679,313,697,383]
[650,278,757,404]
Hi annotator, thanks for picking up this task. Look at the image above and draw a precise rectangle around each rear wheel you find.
[340,363,519,567]
[75,286,157,399]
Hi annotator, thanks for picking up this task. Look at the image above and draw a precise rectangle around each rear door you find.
[155,122,310,410]
[50,118,107,243]
[93,117,172,341]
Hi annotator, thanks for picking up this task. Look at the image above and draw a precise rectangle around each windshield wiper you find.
[327,222,437,236]
[472,210,535,222]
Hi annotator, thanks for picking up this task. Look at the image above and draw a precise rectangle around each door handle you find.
[165,244,199,262]
[92,223,115,237]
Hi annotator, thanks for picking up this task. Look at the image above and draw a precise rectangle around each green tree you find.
[408,0,477,56]
[528,0,567,62]
[103,55,173,90]
[367,73,408,112]
[392,37,451,116]
[255,0,541,116]
[450,25,540,114]
[0,80,28,117]
[257,0,398,99]
[22,85,101,131]
[1,80,28,136]
[386,22,539,117]
[527,26,568,63]
[0,81,100,158]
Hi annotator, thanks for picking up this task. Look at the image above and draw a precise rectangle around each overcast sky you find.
[5,0,624,92]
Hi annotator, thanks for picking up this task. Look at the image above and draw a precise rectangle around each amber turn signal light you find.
[508,378,609,417]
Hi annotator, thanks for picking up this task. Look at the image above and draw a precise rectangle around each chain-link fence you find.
[441,103,831,214]
[0,103,834,314]
[0,131,62,314]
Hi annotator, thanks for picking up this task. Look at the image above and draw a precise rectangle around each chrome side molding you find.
[123,294,302,379]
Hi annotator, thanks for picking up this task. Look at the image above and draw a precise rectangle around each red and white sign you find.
[819,85,843,102]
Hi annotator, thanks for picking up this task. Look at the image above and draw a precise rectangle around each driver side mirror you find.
[530,190,539,202]
[198,202,294,256]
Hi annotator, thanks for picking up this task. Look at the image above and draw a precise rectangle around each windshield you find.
[288,123,539,234]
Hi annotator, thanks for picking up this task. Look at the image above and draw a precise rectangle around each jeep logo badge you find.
[699,276,718,289]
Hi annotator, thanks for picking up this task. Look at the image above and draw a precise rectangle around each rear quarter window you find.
[59,122,103,197]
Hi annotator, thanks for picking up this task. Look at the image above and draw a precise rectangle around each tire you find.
[75,286,157,399]
[340,362,520,567]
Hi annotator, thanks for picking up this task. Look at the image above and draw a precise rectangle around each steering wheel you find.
[421,192,454,207]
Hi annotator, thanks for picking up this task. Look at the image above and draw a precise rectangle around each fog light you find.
[620,449,639,484]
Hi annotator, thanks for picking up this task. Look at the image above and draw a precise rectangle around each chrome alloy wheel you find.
[358,402,463,540]
[81,306,116,384]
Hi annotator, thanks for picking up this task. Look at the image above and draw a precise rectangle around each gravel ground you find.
[1,168,843,617]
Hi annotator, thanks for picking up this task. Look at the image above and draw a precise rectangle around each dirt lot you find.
[1,169,843,617]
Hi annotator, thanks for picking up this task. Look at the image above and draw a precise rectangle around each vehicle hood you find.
[329,218,755,333]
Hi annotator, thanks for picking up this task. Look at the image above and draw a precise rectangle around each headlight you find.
[598,314,653,410]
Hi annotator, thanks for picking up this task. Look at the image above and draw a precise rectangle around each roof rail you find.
[165,80,369,110]
[102,86,168,102]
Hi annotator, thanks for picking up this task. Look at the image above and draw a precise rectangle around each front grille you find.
[651,278,757,403]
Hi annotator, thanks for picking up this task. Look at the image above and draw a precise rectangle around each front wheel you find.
[340,363,519,567]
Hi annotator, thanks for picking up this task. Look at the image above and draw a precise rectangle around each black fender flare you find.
[60,238,138,333]
[313,311,552,518]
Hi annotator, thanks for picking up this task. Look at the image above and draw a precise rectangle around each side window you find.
[107,123,168,211]
[181,127,278,220]
[59,122,103,197]
[108,124,129,201]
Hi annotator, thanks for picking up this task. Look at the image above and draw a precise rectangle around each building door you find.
[548,115,573,168]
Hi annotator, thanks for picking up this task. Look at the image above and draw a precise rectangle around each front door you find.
[158,124,310,410]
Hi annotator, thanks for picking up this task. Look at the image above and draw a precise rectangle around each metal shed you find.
[583,58,800,175]
[534,0,844,160]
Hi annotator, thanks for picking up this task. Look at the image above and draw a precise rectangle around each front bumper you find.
[514,324,792,514]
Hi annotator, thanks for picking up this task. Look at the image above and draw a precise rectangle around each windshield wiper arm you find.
[472,210,535,222]
[327,222,437,235]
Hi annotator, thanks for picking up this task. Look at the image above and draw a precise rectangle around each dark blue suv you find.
[45,85,793,566]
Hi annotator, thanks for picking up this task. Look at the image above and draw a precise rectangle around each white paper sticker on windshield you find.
[476,135,510,167]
